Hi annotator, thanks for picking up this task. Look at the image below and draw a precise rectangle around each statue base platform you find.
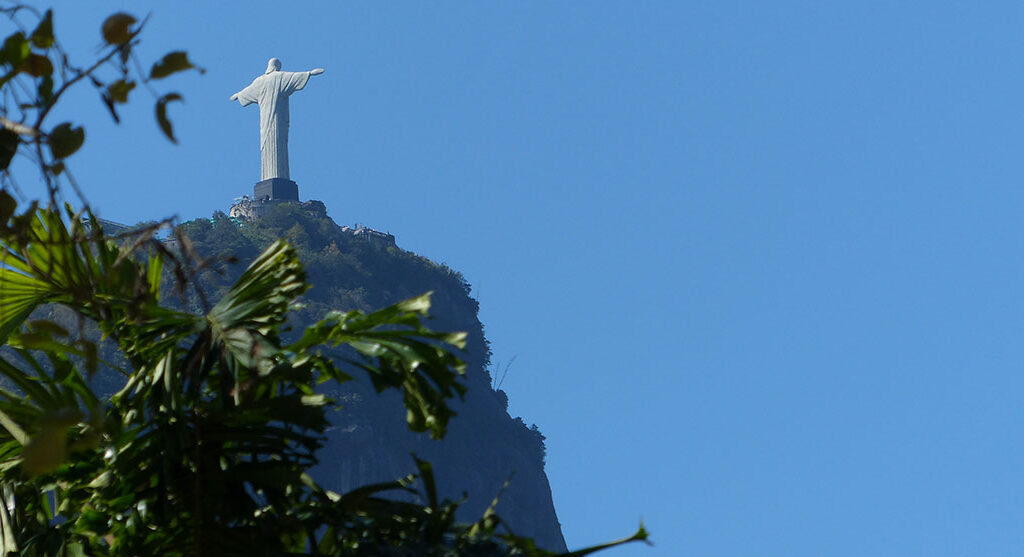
[254,178,299,202]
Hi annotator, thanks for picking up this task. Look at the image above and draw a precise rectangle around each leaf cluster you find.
[0,198,450,554]
[0,198,648,555]
[0,7,201,205]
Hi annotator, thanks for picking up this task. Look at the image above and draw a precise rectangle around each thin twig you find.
[0,116,36,136]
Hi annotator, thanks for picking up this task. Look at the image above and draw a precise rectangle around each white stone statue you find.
[231,58,324,181]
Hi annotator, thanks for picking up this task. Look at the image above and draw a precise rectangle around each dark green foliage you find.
[180,206,475,328]
[100,13,136,45]
[47,122,83,159]
[149,51,203,80]
[177,205,576,549]
[0,129,16,170]
[0,201,647,556]
[155,93,183,144]
[27,10,52,49]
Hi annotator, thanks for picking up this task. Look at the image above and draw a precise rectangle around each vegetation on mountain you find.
[178,205,566,549]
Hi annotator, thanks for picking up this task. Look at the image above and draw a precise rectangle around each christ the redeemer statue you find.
[231,58,324,192]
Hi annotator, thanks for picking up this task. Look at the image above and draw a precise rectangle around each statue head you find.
[265,58,282,74]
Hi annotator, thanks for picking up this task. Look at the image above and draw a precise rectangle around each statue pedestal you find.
[254,178,298,202]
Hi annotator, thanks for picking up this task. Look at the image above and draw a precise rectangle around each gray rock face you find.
[314,383,567,552]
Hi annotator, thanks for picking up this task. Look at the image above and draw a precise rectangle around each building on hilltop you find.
[228,195,269,219]
[340,224,396,247]
[228,195,331,221]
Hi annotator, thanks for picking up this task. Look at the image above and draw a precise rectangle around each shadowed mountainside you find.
[174,202,568,551]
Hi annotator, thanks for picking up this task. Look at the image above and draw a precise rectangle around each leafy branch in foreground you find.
[0,6,201,205]
[0,200,647,555]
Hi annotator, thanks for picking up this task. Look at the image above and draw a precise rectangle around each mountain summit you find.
[178,201,568,551]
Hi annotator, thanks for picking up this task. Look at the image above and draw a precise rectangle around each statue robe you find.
[233,70,312,181]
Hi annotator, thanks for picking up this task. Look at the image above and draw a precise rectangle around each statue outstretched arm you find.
[230,82,259,106]
[230,91,253,105]
[310,68,325,76]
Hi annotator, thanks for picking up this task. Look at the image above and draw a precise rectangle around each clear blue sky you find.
[15,1,1024,555]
